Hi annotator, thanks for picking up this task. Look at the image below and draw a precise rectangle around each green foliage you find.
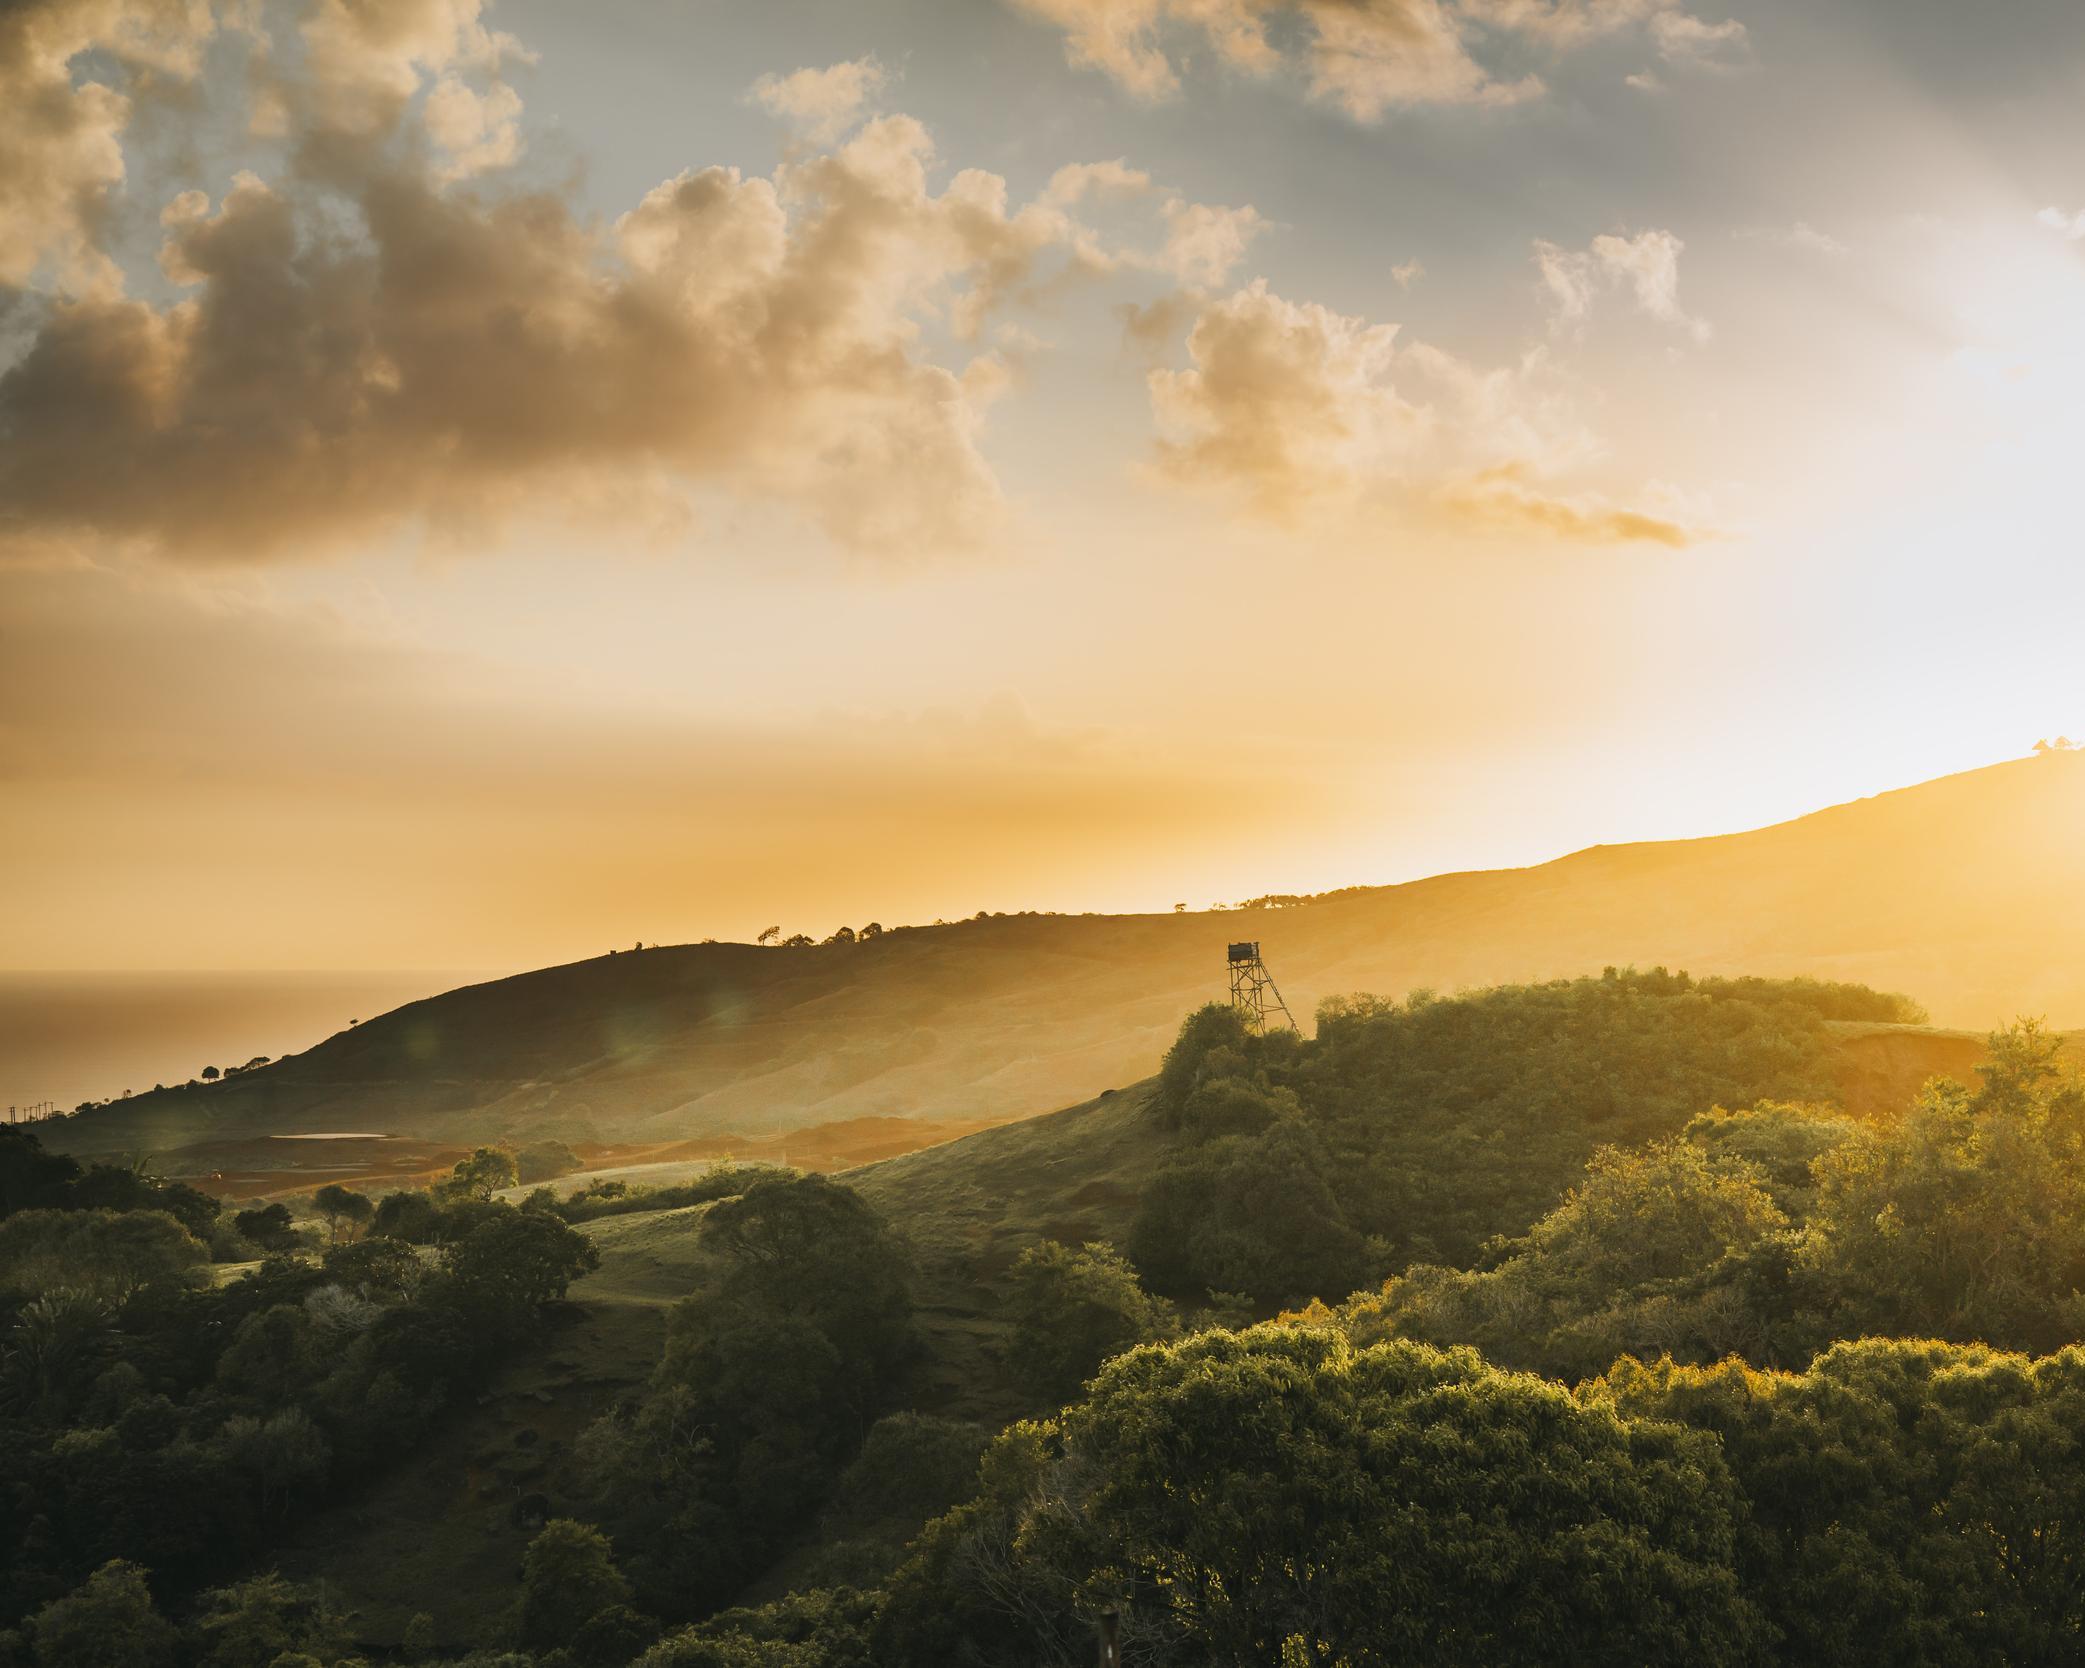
[0,1129,220,1237]
[0,1289,114,1422]
[310,1186,374,1246]
[214,1408,331,1515]
[0,1210,208,1304]
[584,1177,914,1617]
[0,1191,590,1632]
[370,1190,442,1244]
[1601,1337,2085,1664]
[232,1204,301,1255]
[790,1415,994,1589]
[27,1561,176,1668]
[216,1306,320,1406]
[1153,1003,1252,1124]
[1306,1022,2085,1383]
[640,1589,880,1668]
[1129,1117,1372,1303]
[1134,970,1919,1302]
[443,1210,599,1316]
[518,1520,633,1654]
[1796,1022,2085,1352]
[319,1236,423,1300]
[1374,1136,1802,1378]
[400,1614,435,1660]
[888,1327,1765,1666]
[552,1166,788,1225]
[0,1126,87,1218]
[436,1148,520,1203]
[1679,1100,1859,1218]
[695,1176,913,1377]
[515,1141,584,1185]
[1002,1241,1176,1402]
[190,1572,347,1668]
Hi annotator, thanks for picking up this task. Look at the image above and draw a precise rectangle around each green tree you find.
[1679,1101,1859,1220]
[215,1304,319,1404]
[400,1614,436,1661]
[444,1207,600,1318]
[1129,1118,1371,1303]
[586,1177,915,1615]
[1602,1337,2085,1665]
[1153,1003,1253,1124]
[0,1124,85,1216]
[1376,1137,1798,1377]
[828,1413,989,1541]
[1044,1327,1764,1665]
[0,1288,113,1422]
[27,1561,177,1668]
[515,1140,583,1185]
[697,1175,913,1378]
[437,1147,520,1202]
[310,1184,374,1246]
[1800,1021,2085,1351]
[370,1189,441,1243]
[519,1520,633,1653]
[232,1203,301,1254]
[191,1572,346,1668]
[0,1209,208,1303]
[320,1235,423,1298]
[216,1408,331,1515]
[1003,1241,1177,1402]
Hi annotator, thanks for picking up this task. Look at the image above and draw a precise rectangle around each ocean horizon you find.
[0,969,502,1123]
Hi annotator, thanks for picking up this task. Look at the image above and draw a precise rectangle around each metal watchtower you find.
[1226,940,1296,1034]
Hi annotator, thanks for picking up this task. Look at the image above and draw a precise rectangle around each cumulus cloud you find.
[1009,0,1538,113]
[0,0,217,293]
[1157,197,1268,286]
[1008,0,1746,116]
[293,0,527,145]
[1536,228,1711,341]
[1143,279,1699,544]
[0,8,1265,564]
[0,115,1111,560]
[422,73,524,181]
[1457,0,1664,46]
[749,56,887,144]
[1649,10,1749,68]
[1303,0,1541,117]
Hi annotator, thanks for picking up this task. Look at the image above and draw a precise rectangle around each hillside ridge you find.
[52,750,2085,1153]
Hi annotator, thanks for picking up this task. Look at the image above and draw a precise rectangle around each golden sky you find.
[3,0,2084,970]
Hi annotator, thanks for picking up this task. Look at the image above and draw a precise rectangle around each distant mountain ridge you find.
[56,751,2085,1153]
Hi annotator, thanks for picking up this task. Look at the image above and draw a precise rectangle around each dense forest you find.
[9,970,2085,1665]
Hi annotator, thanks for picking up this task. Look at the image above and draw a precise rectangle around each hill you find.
[53,750,2085,1154]
[250,978,2048,1642]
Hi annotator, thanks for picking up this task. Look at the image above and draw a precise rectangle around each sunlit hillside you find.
[51,751,2085,1155]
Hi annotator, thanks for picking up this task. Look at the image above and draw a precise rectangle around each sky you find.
[3,0,2084,972]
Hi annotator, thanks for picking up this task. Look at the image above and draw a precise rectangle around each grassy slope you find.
[55,752,2085,1156]
[269,1086,1157,1649]
[848,1083,1166,1427]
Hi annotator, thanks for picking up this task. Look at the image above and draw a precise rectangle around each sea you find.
[0,970,500,1120]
